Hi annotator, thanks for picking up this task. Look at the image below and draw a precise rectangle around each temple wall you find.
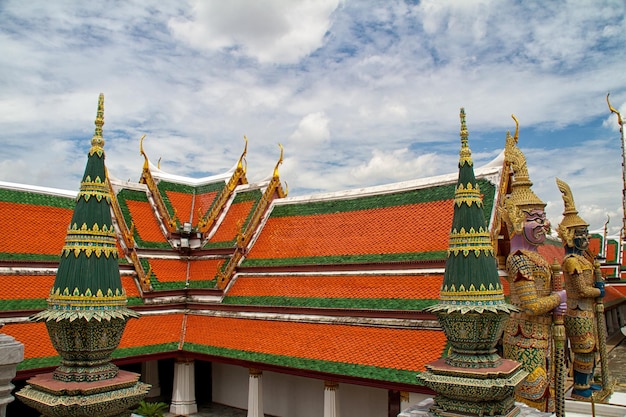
[211,362,422,417]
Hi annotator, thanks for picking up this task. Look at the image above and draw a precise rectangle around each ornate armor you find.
[504,250,560,410]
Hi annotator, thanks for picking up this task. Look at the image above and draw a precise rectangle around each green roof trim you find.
[0,188,75,209]
[187,279,218,289]
[241,251,448,268]
[17,342,180,370]
[221,296,438,310]
[17,356,61,371]
[0,298,48,311]
[111,342,180,359]
[183,342,430,386]
[269,179,495,219]
[0,252,61,262]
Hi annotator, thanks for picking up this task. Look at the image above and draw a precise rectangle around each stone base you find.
[16,370,150,417]
[417,358,528,417]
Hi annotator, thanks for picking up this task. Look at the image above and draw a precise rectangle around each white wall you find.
[211,362,428,417]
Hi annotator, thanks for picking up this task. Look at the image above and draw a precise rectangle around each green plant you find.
[134,400,169,417]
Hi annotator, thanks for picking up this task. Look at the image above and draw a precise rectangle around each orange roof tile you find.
[0,274,54,300]
[228,274,442,299]
[184,315,446,372]
[588,236,601,257]
[210,200,255,243]
[246,200,453,260]
[189,259,224,281]
[0,202,72,255]
[121,276,141,297]
[604,285,626,305]
[125,200,165,242]
[2,322,57,359]
[165,191,194,224]
[148,259,188,282]
[119,314,183,349]
[538,243,564,265]
[195,191,219,222]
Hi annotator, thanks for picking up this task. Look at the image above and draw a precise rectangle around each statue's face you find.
[573,226,589,251]
[523,209,549,245]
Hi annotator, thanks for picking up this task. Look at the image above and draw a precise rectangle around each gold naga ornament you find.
[500,115,546,237]
[555,177,588,247]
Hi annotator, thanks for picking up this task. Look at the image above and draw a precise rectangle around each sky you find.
[1,0,625,236]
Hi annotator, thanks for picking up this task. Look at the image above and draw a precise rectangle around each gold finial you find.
[273,143,284,178]
[157,157,161,170]
[511,114,519,142]
[139,134,148,170]
[459,108,472,166]
[607,92,623,126]
[556,177,588,246]
[90,93,105,151]
[238,136,248,173]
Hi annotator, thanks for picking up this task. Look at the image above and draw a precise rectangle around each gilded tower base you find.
[16,370,150,417]
[418,358,527,417]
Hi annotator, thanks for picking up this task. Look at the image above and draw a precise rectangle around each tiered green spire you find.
[429,108,514,314]
[35,94,136,322]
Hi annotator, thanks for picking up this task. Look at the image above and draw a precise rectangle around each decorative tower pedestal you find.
[16,94,149,417]
[0,332,24,417]
[417,109,526,417]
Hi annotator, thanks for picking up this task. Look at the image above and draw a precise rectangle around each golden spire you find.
[90,93,105,154]
[459,108,472,167]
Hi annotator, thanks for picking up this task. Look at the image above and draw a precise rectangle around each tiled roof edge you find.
[270,156,503,207]
[182,342,429,386]
[0,180,76,199]
[221,296,437,310]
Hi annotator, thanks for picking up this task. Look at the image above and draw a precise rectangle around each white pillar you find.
[247,368,263,417]
[170,358,197,416]
[141,360,161,399]
[0,333,23,417]
[323,381,340,417]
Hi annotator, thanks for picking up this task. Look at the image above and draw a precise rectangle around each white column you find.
[247,368,263,417]
[170,358,197,416]
[323,381,340,417]
[0,333,24,417]
[141,360,161,399]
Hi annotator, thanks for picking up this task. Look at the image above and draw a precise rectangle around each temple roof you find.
[1,97,623,393]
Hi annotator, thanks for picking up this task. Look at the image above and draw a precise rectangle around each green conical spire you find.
[430,108,513,314]
[36,94,136,321]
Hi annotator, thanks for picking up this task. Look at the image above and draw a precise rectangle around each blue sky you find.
[1,0,625,235]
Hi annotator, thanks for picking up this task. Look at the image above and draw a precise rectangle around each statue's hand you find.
[554,302,567,315]
[594,281,605,298]
[554,289,566,304]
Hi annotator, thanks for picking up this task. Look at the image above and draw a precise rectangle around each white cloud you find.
[288,112,330,147]
[168,0,340,63]
[351,148,445,184]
